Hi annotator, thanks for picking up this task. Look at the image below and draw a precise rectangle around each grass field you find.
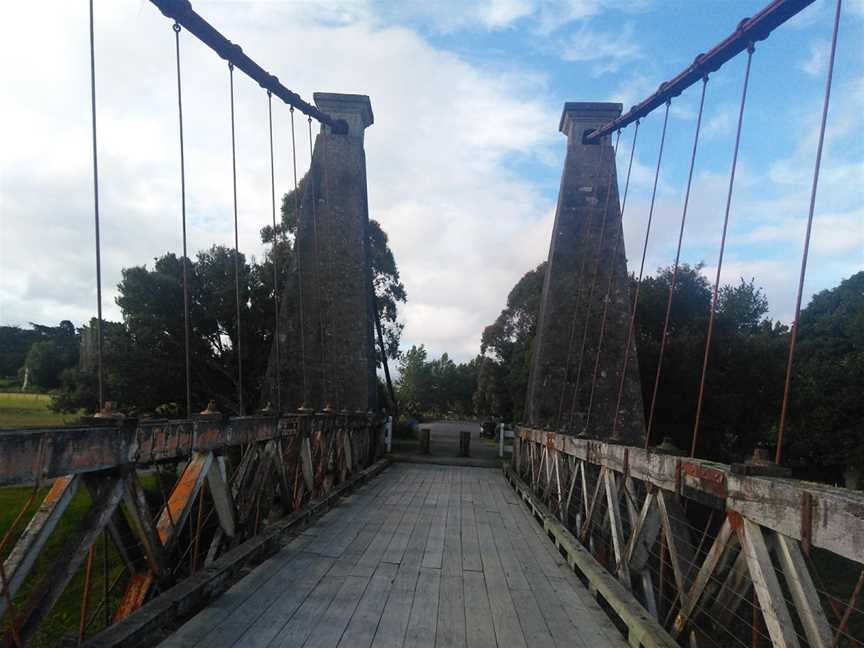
[0,392,78,428]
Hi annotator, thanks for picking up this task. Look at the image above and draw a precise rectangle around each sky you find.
[1,0,862,363]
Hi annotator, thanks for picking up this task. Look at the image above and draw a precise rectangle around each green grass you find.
[0,392,78,428]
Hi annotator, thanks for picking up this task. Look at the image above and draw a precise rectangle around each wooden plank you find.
[157,537,315,647]
[370,472,437,648]
[436,575,467,648]
[461,478,482,573]
[423,471,449,569]
[0,474,80,620]
[463,571,496,648]
[604,469,631,585]
[224,554,335,648]
[305,575,373,648]
[441,471,463,577]
[404,566,442,647]
[338,562,399,648]
[207,455,236,537]
[492,477,626,647]
[656,490,695,609]
[14,474,124,645]
[476,518,527,647]
[739,519,801,648]
[509,589,556,648]
[775,533,832,648]
[267,573,347,648]
[673,517,737,637]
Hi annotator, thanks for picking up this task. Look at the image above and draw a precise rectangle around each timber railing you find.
[509,427,864,648]
[0,411,385,646]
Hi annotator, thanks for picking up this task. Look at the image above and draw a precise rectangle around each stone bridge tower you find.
[265,93,378,414]
[525,102,645,445]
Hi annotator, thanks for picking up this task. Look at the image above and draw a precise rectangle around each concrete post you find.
[265,93,377,414]
[525,102,645,446]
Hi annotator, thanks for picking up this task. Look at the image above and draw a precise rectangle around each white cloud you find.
[557,23,643,75]
[0,1,560,364]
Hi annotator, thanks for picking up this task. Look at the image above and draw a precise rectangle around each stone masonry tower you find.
[525,102,645,445]
[266,93,377,413]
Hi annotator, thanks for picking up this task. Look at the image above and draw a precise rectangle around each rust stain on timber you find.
[682,463,727,498]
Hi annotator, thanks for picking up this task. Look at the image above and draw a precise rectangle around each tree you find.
[476,262,546,421]
[783,271,864,481]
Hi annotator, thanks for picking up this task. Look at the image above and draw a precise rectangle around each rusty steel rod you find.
[89,0,105,412]
[584,0,815,143]
[691,45,754,459]
[173,22,193,419]
[646,78,709,449]
[290,107,309,404]
[267,91,282,413]
[582,122,640,432]
[148,0,347,134]
[611,101,670,440]
[775,0,842,465]
[228,63,245,417]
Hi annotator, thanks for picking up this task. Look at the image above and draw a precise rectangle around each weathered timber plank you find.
[739,520,801,648]
[0,474,80,620]
[775,533,832,648]
[436,575,467,648]
[463,571,496,648]
[338,562,399,648]
[504,465,679,648]
[404,566,442,648]
[517,427,864,563]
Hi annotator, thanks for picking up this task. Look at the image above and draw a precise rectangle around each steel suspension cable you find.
[579,122,640,432]
[173,22,192,418]
[289,107,308,405]
[775,0,842,465]
[691,44,755,458]
[267,91,282,413]
[308,117,329,407]
[611,100,671,440]
[555,130,622,428]
[645,78,709,449]
[228,63,244,416]
[88,0,104,412]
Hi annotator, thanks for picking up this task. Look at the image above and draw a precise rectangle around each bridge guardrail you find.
[512,426,864,647]
[0,412,385,645]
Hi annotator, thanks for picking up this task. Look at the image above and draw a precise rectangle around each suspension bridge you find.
[1,0,861,646]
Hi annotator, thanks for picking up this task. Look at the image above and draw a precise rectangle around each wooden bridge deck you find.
[159,463,627,648]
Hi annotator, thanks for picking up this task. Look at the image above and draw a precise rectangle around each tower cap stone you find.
[559,102,622,137]
[314,93,374,136]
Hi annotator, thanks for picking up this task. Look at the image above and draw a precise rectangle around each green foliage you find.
[479,261,863,480]
[395,345,478,417]
[783,271,864,479]
[55,245,288,415]
[0,321,78,388]
[475,262,546,421]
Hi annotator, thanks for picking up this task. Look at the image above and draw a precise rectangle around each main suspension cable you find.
[580,121,641,432]
[691,44,755,458]
[645,77,709,448]
[173,22,192,418]
[267,91,281,413]
[88,0,104,412]
[228,62,244,416]
[775,0,842,465]
[611,100,671,440]
[289,107,308,405]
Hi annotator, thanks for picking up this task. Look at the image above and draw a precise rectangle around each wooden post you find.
[419,428,431,455]
[459,430,471,457]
